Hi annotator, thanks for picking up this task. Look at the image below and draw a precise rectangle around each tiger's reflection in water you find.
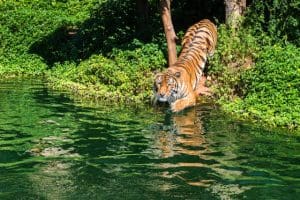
[153,107,250,197]
[155,107,207,159]
[153,107,213,190]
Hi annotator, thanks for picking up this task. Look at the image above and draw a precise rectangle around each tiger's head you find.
[153,70,182,103]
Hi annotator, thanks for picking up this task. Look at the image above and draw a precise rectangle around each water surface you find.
[0,78,299,199]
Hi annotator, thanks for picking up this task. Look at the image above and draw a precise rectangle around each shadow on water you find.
[0,78,299,199]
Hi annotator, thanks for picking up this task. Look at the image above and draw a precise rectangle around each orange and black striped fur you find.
[154,19,217,112]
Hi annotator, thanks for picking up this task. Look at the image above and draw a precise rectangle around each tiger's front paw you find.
[171,97,196,113]
[170,101,185,113]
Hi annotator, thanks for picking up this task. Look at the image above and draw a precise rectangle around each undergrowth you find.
[221,44,300,130]
[0,0,97,76]
[208,24,259,101]
[208,25,299,130]
[48,40,166,104]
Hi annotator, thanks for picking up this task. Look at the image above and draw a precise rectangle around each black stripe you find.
[188,53,201,64]
[190,41,206,46]
[190,52,206,63]
[198,54,206,63]
[193,35,205,40]
[195,29,212,37]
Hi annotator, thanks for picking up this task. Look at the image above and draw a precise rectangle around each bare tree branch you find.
[160,0,177,67]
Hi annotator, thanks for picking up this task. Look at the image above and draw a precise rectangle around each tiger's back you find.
[176,19,217,92]
[180,19,217,57]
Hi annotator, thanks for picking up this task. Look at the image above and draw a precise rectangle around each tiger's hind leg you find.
[170,93,197,112]
[196,75,212,96]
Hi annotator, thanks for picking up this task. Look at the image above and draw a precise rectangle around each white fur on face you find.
[154,74,180,103]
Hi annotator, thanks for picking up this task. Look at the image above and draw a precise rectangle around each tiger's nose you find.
[159,92,165,97]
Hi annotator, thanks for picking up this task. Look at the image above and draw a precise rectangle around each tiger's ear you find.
[155,72,161,78]
[175,72,181,78]
[155,73,163,82]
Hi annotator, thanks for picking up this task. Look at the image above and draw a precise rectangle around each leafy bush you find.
[222,44,300,129]
[0,0,166,102]
[0,0,97,75]
[0,0,162,75]
[245,0,300,46]
[48,40,166,104]
[208,25,259,101]
[208,22,300,130]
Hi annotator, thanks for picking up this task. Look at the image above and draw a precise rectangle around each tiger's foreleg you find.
[170,93,197,112]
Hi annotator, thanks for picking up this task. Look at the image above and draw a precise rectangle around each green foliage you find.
[208,25,259,101]
[0,0,97,75]
[208,21,300,130]
[0,0,166,102]
[222,44,300,130]
[48,40,166,104]
[0,0,163,74]
[28,0,162,66]
[245,0,300,46]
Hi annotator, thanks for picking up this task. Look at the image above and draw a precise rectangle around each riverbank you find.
[1,0,299,131]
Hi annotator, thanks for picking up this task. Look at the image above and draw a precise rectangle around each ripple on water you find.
[0,78,299,199]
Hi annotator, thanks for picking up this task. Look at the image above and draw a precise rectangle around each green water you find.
[0,78,299,200]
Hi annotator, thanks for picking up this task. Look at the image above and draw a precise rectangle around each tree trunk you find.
[160,0,177,67]
[225,0,246,29]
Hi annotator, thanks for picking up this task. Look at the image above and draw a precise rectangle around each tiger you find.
[153,19,217,112]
